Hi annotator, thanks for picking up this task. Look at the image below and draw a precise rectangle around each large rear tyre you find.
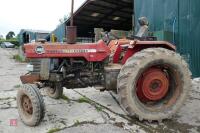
[117,48,191,122]
[17,84,45,126]
[46,82,63,99]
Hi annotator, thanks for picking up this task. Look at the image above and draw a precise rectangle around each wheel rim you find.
[22,95,33,115]
[137,68,169,102]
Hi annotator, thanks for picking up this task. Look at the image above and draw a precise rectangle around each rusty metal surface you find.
[40,59,50,80]
[22,95,33,115]
[20,74,40,84]
[104,64,121,90]
[66,26,77,44]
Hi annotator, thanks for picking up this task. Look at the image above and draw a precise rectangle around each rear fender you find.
[133,40,176,51]
[113,40,176,64]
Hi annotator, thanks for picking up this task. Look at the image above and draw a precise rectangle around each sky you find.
[0,0,85,38]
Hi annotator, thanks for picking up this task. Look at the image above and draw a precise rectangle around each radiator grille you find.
[30,59,41,74]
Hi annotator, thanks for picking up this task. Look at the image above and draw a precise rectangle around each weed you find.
[95,105,103,112]
[77,97,91,103]
[14,45,19,49]
[12,54,24,62]
[14,85,21,88]
[77,97,103,112]
[47,128,61,133]
[61,94,70,102]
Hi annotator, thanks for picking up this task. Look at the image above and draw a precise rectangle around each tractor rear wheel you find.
[117,48,191,122]
[17,84,45,126]
[46,82,63,99]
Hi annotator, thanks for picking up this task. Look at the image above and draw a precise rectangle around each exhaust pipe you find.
[66,0,77,44]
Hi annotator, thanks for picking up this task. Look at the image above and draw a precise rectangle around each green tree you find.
[6,31,15,40]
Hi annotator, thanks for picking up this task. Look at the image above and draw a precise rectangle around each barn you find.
[49,0,200,77]
[48,0,133,43]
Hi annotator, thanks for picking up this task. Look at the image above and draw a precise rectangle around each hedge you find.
[0,39,19,46]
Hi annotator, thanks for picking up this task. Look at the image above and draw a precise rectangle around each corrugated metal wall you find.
[51,23,66,42]
[135,0,200,77]
[178,0,200,77]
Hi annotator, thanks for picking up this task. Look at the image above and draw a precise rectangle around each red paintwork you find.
[112,40,176,64]
[113,45,122,63]
[24,40,111,62]
[121,47,142,64]
[24,38,176,64]
[136,68,169,102]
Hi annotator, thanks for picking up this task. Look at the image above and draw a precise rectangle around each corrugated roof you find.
[65,0,133,30]
[19,29,51,34]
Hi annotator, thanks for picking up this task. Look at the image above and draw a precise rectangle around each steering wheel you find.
[101,31,120,45]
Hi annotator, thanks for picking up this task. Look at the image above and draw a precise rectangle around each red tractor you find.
[17,17,191,126]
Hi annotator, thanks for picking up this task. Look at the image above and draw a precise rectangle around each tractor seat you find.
[128,17,157,41]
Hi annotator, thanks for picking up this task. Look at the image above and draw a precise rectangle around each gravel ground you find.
[0,48,199,133]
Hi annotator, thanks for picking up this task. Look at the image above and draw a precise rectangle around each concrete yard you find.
[0,48,199,133]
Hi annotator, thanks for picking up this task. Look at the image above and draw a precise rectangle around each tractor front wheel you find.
[46,82,63,99]
[117,48,191,122]
[17,84,45,126]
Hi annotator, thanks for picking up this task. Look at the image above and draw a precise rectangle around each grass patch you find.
[12,54,24,62]
[61,94,70,101]
[77,97,103,112]
[14,85,21,88]
[47,128,62,133]
[14,45,20,49]
[77,97,91,104]
[95,105,103,112]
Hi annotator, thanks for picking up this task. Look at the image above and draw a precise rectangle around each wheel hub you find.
[22,95,33,115]
[137,68,169,102]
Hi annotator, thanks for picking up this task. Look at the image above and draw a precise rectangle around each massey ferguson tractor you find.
[16,14,191,126]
